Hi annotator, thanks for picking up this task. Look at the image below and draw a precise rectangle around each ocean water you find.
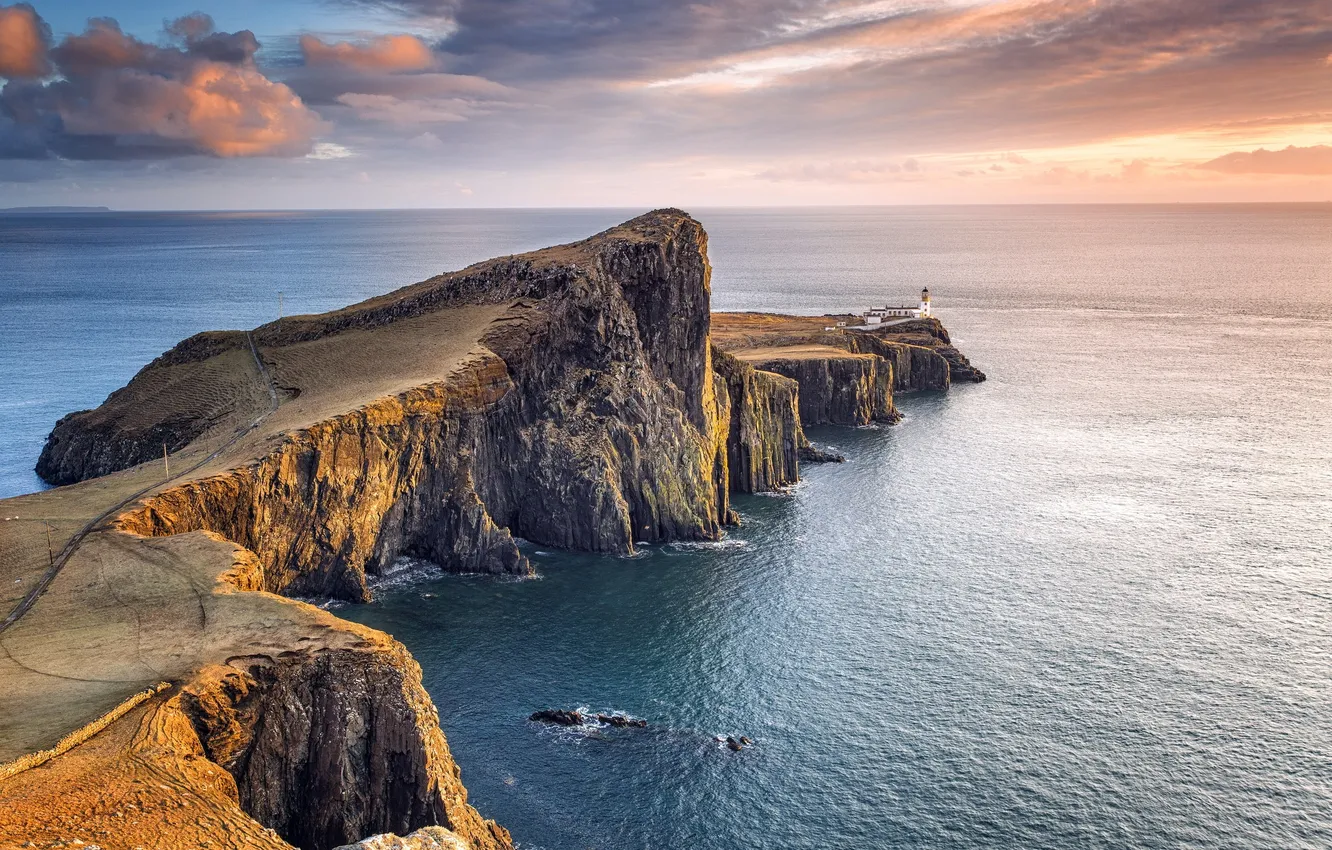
[3,206,1331,848]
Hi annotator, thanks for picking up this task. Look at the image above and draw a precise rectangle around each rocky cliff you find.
[7,210,831,850]
[854,317,986,386]
[44,210,813,604]
[712,349,804,492]
[179,645,510,850]
[710,312,985,426]
[743,351,899,426]
[0,529,508,850]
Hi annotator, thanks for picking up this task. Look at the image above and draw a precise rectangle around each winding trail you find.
[0,332,279,636]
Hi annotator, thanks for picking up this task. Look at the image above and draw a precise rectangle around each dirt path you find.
[0,332,278,637]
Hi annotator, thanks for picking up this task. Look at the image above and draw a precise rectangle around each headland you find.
[0,210,982,849]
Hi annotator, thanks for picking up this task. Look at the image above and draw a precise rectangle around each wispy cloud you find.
[300,33,436,71]
[1199,145,1332,175]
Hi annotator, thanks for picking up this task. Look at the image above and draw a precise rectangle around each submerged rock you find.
[799,444,845,464]
[529,709,586,726]
[528,709,648,729]
[596,713,648,728]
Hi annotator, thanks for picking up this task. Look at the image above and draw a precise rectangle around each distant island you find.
[0,206,112,214]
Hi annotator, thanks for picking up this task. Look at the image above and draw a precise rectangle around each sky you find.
[0,0,1330,208]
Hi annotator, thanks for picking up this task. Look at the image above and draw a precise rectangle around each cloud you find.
[284,66,508,106]
[1028,166,1091,186]
[307,141,354,159]
[0,12,323,159]
[1121,159,1150,182]
[335,92,468,123]
[756,159,925,183]
[312,0,1332,172]
[7,0,1332,198]
[283,30,508,132]
[300,34,435,71]
[0,3,50,78]
[1198,145,1332,175]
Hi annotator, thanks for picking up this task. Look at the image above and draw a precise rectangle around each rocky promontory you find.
[1,210,983,850]
[712,312,984,428]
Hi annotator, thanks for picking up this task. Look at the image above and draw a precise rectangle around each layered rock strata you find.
[180,647,510,850]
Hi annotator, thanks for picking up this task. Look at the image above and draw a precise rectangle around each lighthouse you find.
[919,287,932,318]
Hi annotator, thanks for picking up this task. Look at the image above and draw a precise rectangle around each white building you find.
[862,288,932,324]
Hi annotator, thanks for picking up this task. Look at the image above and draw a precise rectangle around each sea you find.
[2,206,1330,849]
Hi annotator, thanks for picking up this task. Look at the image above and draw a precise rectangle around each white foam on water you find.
[367,556,444,593]
[668,538,750,552]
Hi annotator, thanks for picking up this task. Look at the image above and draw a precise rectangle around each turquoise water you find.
[3,206,1332,847]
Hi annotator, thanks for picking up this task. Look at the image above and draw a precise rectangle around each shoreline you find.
[0,210,983,850]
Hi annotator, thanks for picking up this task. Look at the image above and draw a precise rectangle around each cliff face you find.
[0,529,508,850]
[709,312,985,433]
[745,353,899,426]
[180,645,509,850]
[856,317,986,386]
[836,331,950,393]
[114,352,532,601]
[712,349,804,493]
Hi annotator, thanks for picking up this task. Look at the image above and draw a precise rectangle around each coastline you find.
[0,210,983,849]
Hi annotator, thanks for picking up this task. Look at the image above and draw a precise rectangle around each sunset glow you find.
[1,0,1329,206]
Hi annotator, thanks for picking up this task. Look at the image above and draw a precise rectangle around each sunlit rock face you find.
[847,317,987,389]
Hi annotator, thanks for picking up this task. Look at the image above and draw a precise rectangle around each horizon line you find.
[5,200,1332,214]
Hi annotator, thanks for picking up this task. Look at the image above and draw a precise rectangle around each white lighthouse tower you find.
[919,287,932,318]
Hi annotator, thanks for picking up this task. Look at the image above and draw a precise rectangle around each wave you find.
[667,538,750,552]
[366,556,444,593]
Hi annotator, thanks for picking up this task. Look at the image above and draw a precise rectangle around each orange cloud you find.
[57,60,324,157]
[0,3,50,78]
[1199,145,1332,175]
[300,34,435,71]
[1,15,323,158]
